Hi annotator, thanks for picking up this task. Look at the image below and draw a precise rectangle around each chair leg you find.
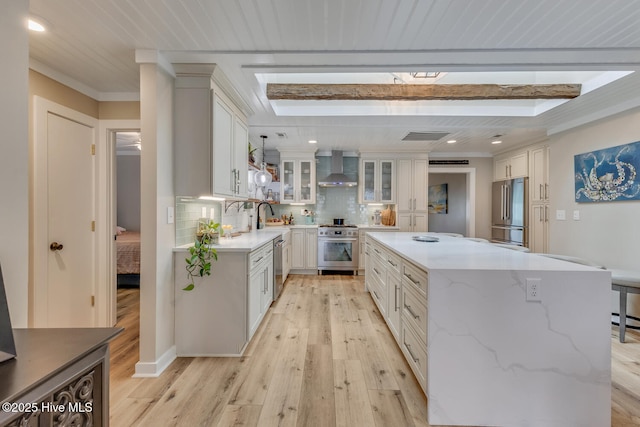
[620,288,627,343]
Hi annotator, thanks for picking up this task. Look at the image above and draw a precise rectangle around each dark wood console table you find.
[0,328,122,427]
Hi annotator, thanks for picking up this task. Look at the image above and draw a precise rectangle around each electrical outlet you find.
[526,278,542,302]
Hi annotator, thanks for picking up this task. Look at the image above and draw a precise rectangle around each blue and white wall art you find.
[575,140,640,202]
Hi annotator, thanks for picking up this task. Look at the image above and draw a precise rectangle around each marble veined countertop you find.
[367,232,607,272]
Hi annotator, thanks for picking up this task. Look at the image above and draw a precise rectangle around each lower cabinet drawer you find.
[401,284,427,345]
[402,261,428,297]
[369,275,386,316]
[401,321,427,389]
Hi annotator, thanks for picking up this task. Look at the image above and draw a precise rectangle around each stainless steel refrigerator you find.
[491,177,528,247]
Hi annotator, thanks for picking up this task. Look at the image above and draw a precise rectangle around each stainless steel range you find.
[317,225,359,274]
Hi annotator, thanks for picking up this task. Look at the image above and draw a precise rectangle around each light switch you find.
[167,206,174,224]
[556,210,566,221]
[573,210,580,220]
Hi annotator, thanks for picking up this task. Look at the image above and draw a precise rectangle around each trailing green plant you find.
[184,220,219,291]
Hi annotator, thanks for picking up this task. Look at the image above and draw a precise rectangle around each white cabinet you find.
[290,227,318,272]
[397,158,428,232]
[174,65,249,198]
[529,146,550,204]
[529,145,550,253]
[494,151,528,181]
[248,242,273,337]
[359,159,395,203]
[530,204,549,253]
[365,237,401,342]
[279,152,316,204]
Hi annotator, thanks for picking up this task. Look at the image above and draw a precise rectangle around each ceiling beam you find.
[266,83,582,101]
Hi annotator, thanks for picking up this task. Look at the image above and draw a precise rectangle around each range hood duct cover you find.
[318,150,358,187]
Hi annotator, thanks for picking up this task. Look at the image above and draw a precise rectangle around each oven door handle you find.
[319,238,358,243]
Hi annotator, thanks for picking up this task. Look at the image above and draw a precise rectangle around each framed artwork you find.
[428,183,448,214]
[575,140,640,202]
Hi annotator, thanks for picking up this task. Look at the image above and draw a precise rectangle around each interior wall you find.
[1,0,29,327]
[29,70,99,118]
[548,108,640,319]
[136,60,176,376]
[428,173,467,235]
[117,155,141,231]
[430,157,493,239]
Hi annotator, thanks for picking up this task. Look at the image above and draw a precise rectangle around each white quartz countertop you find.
[356,224,400,230]
[368,232,610,272]
[174,229,283,253]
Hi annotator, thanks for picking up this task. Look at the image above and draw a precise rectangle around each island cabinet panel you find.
[366,231,612,427]
[175,240,273,357]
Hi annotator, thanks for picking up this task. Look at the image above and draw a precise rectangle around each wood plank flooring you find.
[110,276,640,426]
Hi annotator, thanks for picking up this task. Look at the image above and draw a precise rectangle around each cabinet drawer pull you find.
[253,256,264,264]
[405,273,420,286]
[373,267,381,276]
[373,290,380,300]
[404,341,419,363]
[374,248,381,254]
[404,303,420,320]
[387,259,397,267]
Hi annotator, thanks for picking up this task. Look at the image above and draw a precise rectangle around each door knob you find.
[50,242,64,251]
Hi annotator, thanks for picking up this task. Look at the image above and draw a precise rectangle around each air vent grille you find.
[275,132,287,138]
[402,131,450,142]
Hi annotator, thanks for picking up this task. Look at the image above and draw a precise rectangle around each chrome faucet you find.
[256,202,275,230]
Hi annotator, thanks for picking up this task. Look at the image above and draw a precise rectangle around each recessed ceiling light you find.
[28,18,46,32]
[308,140,317,144]
[447,140,457,144]
[491,140,503,145]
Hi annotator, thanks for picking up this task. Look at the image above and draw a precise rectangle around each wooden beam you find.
[266,83,582,101]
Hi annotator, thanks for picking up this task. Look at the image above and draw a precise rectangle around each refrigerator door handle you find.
[500,185,505,220]
[506,185,511,220]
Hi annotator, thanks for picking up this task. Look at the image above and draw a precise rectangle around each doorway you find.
[428,167,476,237]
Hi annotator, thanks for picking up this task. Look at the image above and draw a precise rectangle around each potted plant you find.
[184,220,220,291]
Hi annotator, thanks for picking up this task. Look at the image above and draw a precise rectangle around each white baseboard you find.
[133,345,176,378]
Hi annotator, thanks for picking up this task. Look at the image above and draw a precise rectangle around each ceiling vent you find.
[275,132,287,138]
[402,131,450,142]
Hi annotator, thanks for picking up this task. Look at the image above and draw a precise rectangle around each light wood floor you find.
[110,276,640,426]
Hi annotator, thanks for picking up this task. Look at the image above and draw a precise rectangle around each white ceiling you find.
[28,0,640,155]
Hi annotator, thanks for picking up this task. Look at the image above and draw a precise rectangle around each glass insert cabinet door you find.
[379,160,394,202]
[362,160,376,202]
[282,160,295,202]
[298,160,313,203]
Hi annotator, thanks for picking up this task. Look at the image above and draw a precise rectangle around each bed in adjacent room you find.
[116,228,140,287]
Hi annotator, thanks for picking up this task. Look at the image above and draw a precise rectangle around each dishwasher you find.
[273,235,285,300]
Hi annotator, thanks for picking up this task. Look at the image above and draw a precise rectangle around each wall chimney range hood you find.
[318,150,358,187]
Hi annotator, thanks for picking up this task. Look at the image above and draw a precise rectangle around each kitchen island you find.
[173,229,283,356]
[367,232,611,427]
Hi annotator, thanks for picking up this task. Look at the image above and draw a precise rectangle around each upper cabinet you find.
[174,64,252,199]
[529,145,550,203]
[279,151,316,204]
[359,158,395,203]
[494,151,528,181]
[396,157,429,232]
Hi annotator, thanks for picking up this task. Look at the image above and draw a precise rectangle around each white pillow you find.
[116,226,127,235]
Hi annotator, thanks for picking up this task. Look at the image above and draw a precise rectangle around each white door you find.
[36,110,96,327]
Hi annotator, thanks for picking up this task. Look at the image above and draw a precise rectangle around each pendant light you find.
[253,135,272,195]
